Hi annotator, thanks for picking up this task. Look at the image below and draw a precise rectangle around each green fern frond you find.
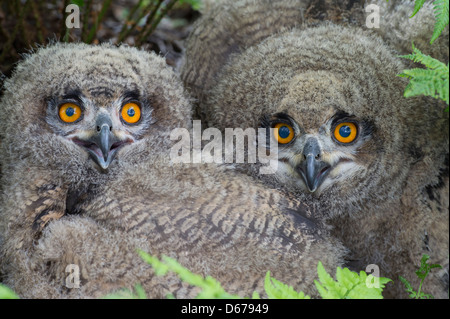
[399,46,448,71]
[315,262,345,298]
[103,284,148,299]
[398,45,449,105]
[264,272,310,299]
[431,0,449,44]
[101,252,393,299]
[138,250,241,299]
[314,262,392,299]
[410,0,427,18]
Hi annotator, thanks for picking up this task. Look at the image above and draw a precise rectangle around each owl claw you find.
[32,209,65,232]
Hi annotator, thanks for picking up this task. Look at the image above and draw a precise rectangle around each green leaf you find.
[398,45,449,104]
[399,45,448,71]
[134,284,147,299]
[264,271,311,299]
[410,0,427,18]
[138,251,241,299]
[399,276,417,298]
[399,254,442,299]
[416,254,432,280]
[0,284,19,299]
[430,0,449,44]
[417,291,435,299]
[102,284,148,299]
[179,0,203,11]
[315,261,343,298]
[138,250,169,276]
[314,262,391,299]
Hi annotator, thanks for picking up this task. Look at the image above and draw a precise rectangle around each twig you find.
[117,0,144,43]
[81,0,93,42]
[85,0,113,44]
[16,0,31,47]
[117,0,161,44]
[30,0,45,44]
[136,0,177,47]
[139,0,165,39]
[61,0,70,42]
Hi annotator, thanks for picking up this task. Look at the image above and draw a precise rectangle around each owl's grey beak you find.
[72,115,129,170]
[91,121,118,170]
[297,137,331,193]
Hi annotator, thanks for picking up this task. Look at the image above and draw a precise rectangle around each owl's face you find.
[45,87,154,171]
[263,110,374,197]
[0,43,191,181]
[257,71,389,213]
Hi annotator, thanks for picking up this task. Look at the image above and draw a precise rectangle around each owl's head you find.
[203,25,449,215]
[0,43,191,183]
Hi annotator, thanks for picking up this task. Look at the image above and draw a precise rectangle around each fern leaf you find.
[399,276,417,298]
[102,285,148,299]
[431,0,449,44]
[138,251,241,299]
[410,0,427,18]
[264,272,311,299]
[315,262,344,298]
[398,46,449,104]
[160,256,239,299]
[137,250,169,276]
[399,45,447,70]
[315,262,391,299]
[0,284,19,299]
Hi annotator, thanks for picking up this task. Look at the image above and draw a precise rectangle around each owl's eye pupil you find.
[65,107,75,117]
[339,125,351,138]
[127,108,135,117]
[279,126,291,139]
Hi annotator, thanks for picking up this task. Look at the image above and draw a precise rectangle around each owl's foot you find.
[32,209,65,232]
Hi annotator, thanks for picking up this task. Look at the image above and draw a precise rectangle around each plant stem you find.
[61,0,70,42]
[85,0,113,44]
[117,0,144,43]
[415,276,426,299]
[118,0,161,44]
[31,0,45,44]
[138,0,164,41]
[16,0,31,46]
[81,0,93,42]
[136,0,177,47]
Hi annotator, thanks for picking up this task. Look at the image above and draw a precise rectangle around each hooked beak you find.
[72,114,131,170]
[297,137,331,193]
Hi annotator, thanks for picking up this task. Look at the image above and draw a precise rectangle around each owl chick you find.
[0,43,345,298]
[180,0,449,298]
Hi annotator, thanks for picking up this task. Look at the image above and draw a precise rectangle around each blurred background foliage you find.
[0,0,203,75]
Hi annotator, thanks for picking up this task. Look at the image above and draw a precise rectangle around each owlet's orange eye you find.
[59,103,82,123]
[333,122,358,144]
[121,103,141,124]
[122,103,141,124]
[274,123,295,144]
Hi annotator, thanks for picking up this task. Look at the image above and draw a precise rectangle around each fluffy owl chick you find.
[0,43,345,298]
[181,0,449,298]
[0,42,189,295]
